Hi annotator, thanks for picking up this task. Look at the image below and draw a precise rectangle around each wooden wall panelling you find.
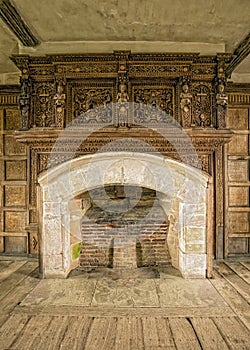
[225,88,250,256]
[0,86,32,255]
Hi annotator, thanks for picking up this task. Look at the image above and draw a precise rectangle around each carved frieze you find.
[129,64,190,76]
[55,63,117,76]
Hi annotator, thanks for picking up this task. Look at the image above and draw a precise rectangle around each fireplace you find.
[12,51,233,279]
[37,152,210,278]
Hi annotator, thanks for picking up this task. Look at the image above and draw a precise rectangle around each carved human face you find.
[183,84,189,93]
[120,84,126,93]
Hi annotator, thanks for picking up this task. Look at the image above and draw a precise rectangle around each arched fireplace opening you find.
[76,185,171,270]
[38,152,210,279]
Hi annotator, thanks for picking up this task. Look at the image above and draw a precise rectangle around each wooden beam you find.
[0,0,40,47]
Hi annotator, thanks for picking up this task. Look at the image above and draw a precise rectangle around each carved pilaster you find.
[179,77,193,128]
[193,82,213,128]
[33,82,55,127]
[53,80,66,129]
[18,77,31,130]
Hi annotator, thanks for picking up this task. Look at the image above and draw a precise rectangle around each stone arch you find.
[38,152,210,278]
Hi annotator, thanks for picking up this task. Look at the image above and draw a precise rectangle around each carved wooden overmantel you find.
[11,51,234,260]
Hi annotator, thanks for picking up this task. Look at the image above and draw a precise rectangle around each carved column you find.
[53,80,66,128]
[18,77,31,130]
[180,78,193,128]
[115,52,130,127]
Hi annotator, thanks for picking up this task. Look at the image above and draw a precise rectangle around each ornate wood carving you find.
[193,83,213,127]
[10,51,236,261]
[133,87,173,124]
[33,82,55,127]
[73,87,113,124]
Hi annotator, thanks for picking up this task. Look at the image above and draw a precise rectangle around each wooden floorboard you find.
[0,261,38,303]
[59,316,93,350]
[217,262,250,303]
[84,317,117,350]
[0,260,27,282]
[0,314,30,349]
[0,258,249,350]
[213,316,250,350]
[225,261,250,284]
[168,318,202,349]
[0,267,40,314]
[190,317,230,350]
[210,269,250,330]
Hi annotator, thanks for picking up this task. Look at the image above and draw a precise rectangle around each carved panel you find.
[228,160,249,182]
[133,86,174,124]
[226,108,249,129]
[227,135,249,155]
[71,85,113,124]
[192,83,212,127]
[4,185,26,207]
[4,109,21,130]
[4,135,26,155]
[4,211,26,232]
[33,82,55,127]
[5,160,26,180]
[228,187,249,207]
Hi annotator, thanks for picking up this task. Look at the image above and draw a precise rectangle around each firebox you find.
[37,152,210,279]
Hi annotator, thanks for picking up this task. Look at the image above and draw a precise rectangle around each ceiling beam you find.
[226,32,250,77]
[0,0,40,47]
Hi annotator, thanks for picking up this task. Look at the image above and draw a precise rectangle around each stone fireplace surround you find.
[38,152,210,279]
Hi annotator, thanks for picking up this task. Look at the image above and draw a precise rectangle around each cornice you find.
[226,32,250,77]
[0,0,40,47]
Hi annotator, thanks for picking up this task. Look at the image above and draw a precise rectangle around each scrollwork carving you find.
[73,87,113,124]
[133,87,173,124]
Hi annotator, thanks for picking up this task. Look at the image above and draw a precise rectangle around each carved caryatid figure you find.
[117,83,129,127]
[19,80,30,130]
[216,83,228,129]
[54,82,66,128]
[180,83,192,127]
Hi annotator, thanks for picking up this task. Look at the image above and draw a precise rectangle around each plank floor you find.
[0,259,249,349]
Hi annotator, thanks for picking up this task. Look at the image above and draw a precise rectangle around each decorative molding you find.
[0,85,20,105]
[226,32,250,77]
[0,0,40,47]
